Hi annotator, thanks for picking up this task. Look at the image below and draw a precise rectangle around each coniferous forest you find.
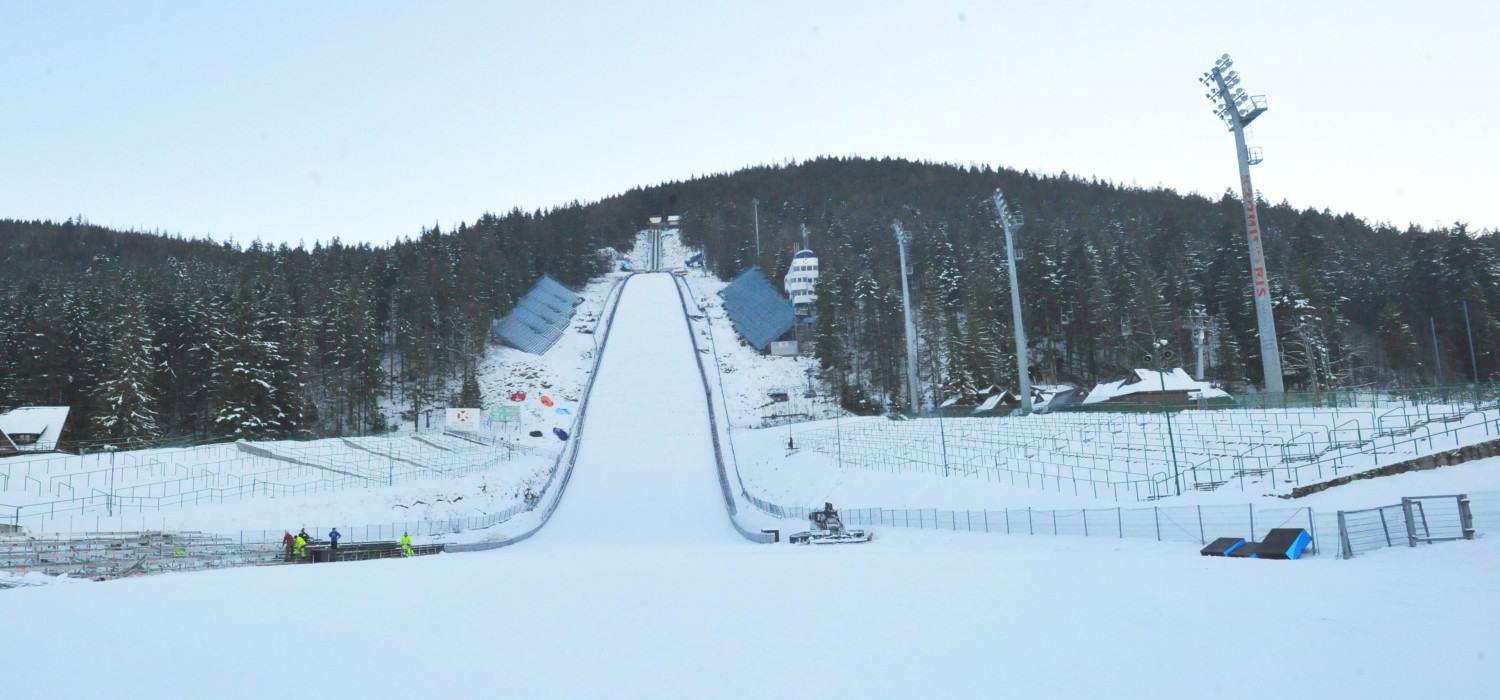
[3,156,1497,442]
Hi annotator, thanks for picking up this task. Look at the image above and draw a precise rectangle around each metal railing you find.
[0,275,633,575]
[447,274,630,553]
[673,274,775,543]
[742,488,1497,559]
[0,434,514,533]
[1336,493,1481,558]
[787,390,1500,502]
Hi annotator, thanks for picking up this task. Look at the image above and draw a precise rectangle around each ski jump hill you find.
[535,272,744,547]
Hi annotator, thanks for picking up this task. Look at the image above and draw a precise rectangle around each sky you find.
[2,1,1495,248]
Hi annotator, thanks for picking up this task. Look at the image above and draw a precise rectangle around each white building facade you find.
[784,249,819,312]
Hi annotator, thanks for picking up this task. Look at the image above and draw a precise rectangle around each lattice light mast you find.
[993,190,1032,413]
[1201,53,1284,393]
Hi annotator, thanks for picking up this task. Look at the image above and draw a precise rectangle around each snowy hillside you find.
[2,267,1496,699]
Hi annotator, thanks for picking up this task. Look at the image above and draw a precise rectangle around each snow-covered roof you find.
[973,392,1011,413]
[1083,369,1230,404]
[0,406,71,452]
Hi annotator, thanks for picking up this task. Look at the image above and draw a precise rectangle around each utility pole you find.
[1463,300,1480,384]
[993,190,1032,413]
[1148,340,1183,496]
[1193,312,1207,381]
[1200,54,1284,394]
[1430,317,1443,383]
[893,222,921,414]
[752,198,761,261]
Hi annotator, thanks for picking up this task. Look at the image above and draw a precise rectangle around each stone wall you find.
[1285,438,1500,498]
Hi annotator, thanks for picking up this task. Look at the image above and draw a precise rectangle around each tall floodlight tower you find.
[1201,53,1285,394]
[992,190,1032,413]
[893,222,921,413]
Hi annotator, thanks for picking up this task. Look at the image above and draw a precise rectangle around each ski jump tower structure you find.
[1201,53,1284,394]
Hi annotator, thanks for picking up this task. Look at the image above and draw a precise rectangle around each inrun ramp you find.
[535,273,739,546]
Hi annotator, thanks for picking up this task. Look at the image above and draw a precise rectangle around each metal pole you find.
[1463,300,1480,384]
[752,198,761,261]
[108,449,116,517]
[937,410,949,477]
[893,222,920,413]
[835,410,842,468]
[1232,121,1282,393]
[1208,59,1283,394]
[1429,317,1443,383]
[994,191,1032,412]
[1195,316,1206,381]
[1155,352,1182,496]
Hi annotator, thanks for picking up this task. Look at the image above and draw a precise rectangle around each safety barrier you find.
[742,488,1498,559]
[1336,493,1485,558]
[672,275,775,544]
[446,273,630,553]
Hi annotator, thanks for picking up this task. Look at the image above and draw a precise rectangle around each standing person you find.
[328,528,341,559]
[297,527,311,544]
[282,531,294,562]
[293,532,307,560]
[400,532,413,557]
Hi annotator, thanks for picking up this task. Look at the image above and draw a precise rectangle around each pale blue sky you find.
[2,1,1494,246]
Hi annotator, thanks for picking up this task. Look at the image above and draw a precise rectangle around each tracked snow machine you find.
[789,503,873,544]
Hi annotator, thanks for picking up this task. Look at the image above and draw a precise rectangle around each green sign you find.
[490,406,521,422]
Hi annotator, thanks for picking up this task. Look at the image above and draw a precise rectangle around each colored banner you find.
[447,407,480,428]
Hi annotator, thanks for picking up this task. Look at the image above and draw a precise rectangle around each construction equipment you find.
[789,503,873,545]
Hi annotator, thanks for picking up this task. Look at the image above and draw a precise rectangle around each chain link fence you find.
[791,391,1500,502]
[741,488,1497,559]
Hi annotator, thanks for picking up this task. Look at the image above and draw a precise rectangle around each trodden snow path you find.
[537,273,740,546]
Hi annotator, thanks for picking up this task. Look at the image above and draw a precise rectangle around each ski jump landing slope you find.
[535,273,740,546]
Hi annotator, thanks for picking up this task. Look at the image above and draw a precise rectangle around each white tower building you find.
[784,249,819,313]
[785,224,819,314]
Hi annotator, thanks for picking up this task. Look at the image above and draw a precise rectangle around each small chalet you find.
[0,406,73,455]
[940,384,1084,414]
[1083,369,1230,407]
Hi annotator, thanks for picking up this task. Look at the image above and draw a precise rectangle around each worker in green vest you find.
[400,532,413,557]
[293,532,307,560]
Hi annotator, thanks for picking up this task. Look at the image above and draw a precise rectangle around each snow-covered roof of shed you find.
[973,393,1010,413]
[1083,369,1230,404]
[0,406,70,452]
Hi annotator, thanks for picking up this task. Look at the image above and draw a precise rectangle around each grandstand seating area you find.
[0,433,518,533]
[798,397,1500,501]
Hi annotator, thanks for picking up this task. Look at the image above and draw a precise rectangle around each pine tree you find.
[90,296,161,445]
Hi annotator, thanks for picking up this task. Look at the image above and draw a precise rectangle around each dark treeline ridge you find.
[663,157,1499,412]
[4,155,1498,441]
[0,204,637,444]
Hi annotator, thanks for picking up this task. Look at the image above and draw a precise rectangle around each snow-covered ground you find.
[3,235,1499,698]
